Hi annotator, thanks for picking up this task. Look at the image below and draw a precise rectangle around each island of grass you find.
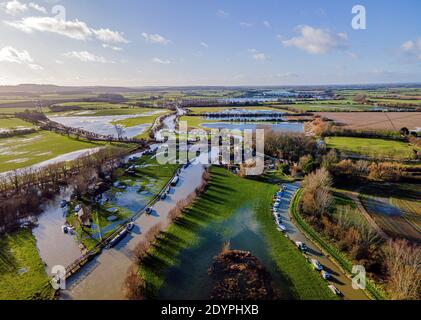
[0,130,124,173]
[0,229,54,300]
[179,116,220,130]
[138,166,335,300]
[325,136,420,160]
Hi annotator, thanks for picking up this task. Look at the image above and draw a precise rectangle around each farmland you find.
[325,136,420,160]
[0,117,35,130]
[0,131,108,173]
[316,112,421,131]
[359,184,421,242]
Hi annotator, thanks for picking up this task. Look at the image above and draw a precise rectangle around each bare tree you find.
[384,239,421,300]
[114,124,126,140]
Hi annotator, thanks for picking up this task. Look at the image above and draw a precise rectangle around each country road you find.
[278,182,370,300]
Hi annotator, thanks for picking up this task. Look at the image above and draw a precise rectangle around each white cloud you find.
[5,16,128,43]
[248,49,269,61]
[55,59,64,64]
[28,2,47,14]
[141,32,170,45]
[347,52,359,59]
[63,51,113,63]
[253,53,268,61]
[5,16,93,40]
[282,25,348,54]
[217,10,229,18]
[0,45,42,70]
[399,38,421,61]
[102,43,123,51]
[93,28,128,44]
[200,41,209,48]
[240,22,253,28]
[0,0,27,15]
[152,57,171,64]
[263,20,271,28]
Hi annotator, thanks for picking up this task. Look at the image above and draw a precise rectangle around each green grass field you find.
[178,116,219,130]
[0,117,35,129]
[0,131,108,173]
[140,166,334,300]
[0,230,54,300]
[325,136,420,160]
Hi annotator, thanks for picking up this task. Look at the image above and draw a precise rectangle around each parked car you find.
[311,259,323,271]
[126,222,135,231]
[171,176,179,187]
[328,285,343,296]
[321,270,331,280]
[60,200,68,208]
[161,193,167,200]
[295,241,308,253]
[145,207,152,215]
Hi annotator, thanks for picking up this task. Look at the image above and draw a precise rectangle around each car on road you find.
[145,207,152,215]
[328,285,343,297]
[295,241,308,253]
[160,193,167,200]
[311,259,323,271]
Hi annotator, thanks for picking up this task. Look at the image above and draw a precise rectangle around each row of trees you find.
[264,131,321,164]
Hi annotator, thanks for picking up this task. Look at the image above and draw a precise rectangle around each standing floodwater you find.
[158,205,293,300]
[32,188,82,275]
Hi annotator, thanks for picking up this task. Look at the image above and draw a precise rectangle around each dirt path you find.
[279,182,369,300]
[61,162,206,300]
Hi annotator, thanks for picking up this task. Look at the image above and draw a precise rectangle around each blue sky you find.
[0,0,420,86]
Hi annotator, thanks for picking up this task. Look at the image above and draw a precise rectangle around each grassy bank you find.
[139,166,334,299]
[0,230,54,300]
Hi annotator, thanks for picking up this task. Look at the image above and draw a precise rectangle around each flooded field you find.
[158,205,293,299]
[50,111,164,138]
